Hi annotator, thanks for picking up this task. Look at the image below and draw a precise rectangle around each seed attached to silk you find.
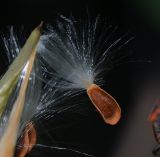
[87,84,121,125]
[16,123,37,157]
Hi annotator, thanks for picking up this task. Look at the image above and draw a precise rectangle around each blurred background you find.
[1,0,160,157]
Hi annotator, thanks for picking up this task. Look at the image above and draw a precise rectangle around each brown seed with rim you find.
[16,123,37,157]
[87,84,121,125]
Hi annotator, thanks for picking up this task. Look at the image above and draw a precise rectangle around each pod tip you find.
[39,21,43,27]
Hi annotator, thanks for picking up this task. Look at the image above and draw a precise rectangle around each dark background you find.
[1,0,160,157]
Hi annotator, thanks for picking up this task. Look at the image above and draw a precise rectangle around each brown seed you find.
[16,123,37,157]
[87,84,121,125]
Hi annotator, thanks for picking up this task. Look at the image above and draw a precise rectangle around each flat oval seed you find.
[87,84,121,125]
[16,123,37,157]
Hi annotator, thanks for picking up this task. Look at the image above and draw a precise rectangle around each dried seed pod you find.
[0,23,42,157]
[0,22,43,117]
[87,84,121,125]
